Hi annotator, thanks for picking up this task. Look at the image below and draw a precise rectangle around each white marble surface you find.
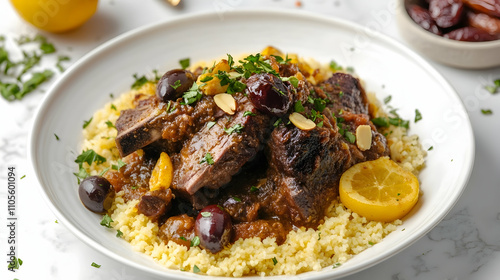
[1,0,500,279]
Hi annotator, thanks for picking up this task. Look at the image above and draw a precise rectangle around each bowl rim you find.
[398,0,500,49]
[28,7,475,280]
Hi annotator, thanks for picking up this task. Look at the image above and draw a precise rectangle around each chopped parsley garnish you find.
[332,263,341,269]
[318,231,321,240]
[207,121,216,129]
[200,153,214,165]
[313,97,327,112]
[272,257,278,265]
[191,236,201,247]
[414,109,422,123]
[200,75,214,83]
[179,236,188,241]
[98,168,109,177]
[243,111,257,117]
[74,149,106,183]
[485,79,500,94]
[215,70,246,94]
[317,121,324,128]
[232,196,242,202]
[131,186,138,190]
[91,262,101,268]
[344,131,356,143]
[250,186,259,192]
[281,76,299,88]
[234,53,279,78]
[308,109,323,122]
[329,60,343,71]
[371,116,409,129]
[131,74,150,89]
[273,118,282,127]
[110,104,117,110]
[182,82,202,105]
[384,95,392,104]
[368,241,374,245]
[193,265,200,273]
[112,159,126,170]
[116,230,123,238]
[82,117,93,128]
[481,109,493,115]
[100,214,113,228]
[20,175,26,179]
[56,55,70,72]
[7,257,23,270]
[294,100,305,113]
[201,212,212,217]
[171,79,182,90]
[224,123,244,134]
[428,146,434,151]
[105,120,115,129]
[54,133,59,140]
[179,58,190,69]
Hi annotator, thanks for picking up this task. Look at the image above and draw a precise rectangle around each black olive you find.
[156,69,195,102]
[194,205,233,253]
[78,176,115,214]
[245,73,292,117]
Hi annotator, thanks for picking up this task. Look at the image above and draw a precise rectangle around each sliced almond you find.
[356,125,372,151]
[289,112,316,131]
[214,93,236,115]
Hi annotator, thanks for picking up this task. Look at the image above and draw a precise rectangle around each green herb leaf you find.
[193,265,200,273]
[100,214,113,228]
[232,196,242,202]
[243,111,257,117]
[179,236,188,241]
[179,58,190,69]
[414,109,422,123]
[384,95,392,104]
[20,175,26,179]
[207,121,216,129]
[329,60,343,71]
[224,123,244,135]
[201,212,212,217]
[294,100,305,113]
[200,76,213,83]
[7,257,23,270]
[112,159,126,170]
[56,55,70,72]
[428,146,434,151]
[332,263,341,269]
[481,109,493,115]
[281,76,299,88]
[91,262,101,268]
[105,120,115,129]
[200,153,214,165]
[182,82,202,105]
[98,168,109,177]
[131,74,149,89]
[250,186,259,192]
[40,41,56,54]
[272,257,278,265]
[171,79,182,90]
[191,236,200,247]
[54,133,59,140]
[345,131,356,143]
[75,149,106,169]
[83,117,93,129]
[116,229,123,238]
[110,104,117,111]
[17,69,54,99]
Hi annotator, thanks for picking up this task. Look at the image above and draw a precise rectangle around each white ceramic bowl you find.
[396,0,500,69]
[30,9,475,280]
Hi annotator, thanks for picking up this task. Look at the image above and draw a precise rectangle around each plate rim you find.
[28,8,475,279]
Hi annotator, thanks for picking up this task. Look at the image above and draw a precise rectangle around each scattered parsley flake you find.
[201,212,212,218]
[110,104,117,111]
[207,121,216,129]
[105,120,115,129]
[345,131,356,143]
[332,263,342,269]
[112,159,126,170]
[98,168,109,177]
[56,55,70,72]
[415,109,422,123]
[329,60,343,71]
[131,74,149,89]
[116,230,123,238]
[55,220,58,223]
[75,149,106,169]
[193,265,200,273]
[100,214,113,228]
[179,236,188,241]
[171,79,182,90]
[131,186,138,190]
[281,76,299,88]
[82,117,93,129]
[243,111,257,117]
[368,241,374,245]
[20,175,26,179]
[384,95,392,104]
[200,153,214,165]
[485,79,500,94]
[272,257,278,265]
[294,100,305,113]
[200,76,214,83]
[7,257,23,270]
[224,123,244,135]
[179,58,190,69]
[91,262,101,268]
[481,109,493,115]
[250,186,259,192]
[428,146,434,151]
[54,133,60,141]
[273,118,282,127]
[191,236,200,247]
[317,121,324,128]
[232,196,242,202]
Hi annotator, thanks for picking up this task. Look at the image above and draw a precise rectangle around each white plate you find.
[29,9,474,280]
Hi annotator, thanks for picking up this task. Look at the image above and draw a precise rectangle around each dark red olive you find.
[444,26,499,41]
[156,69,195,102]
[194,205,233,253]
[78,176,115,214]
[429,0,464,28]
[408,4,442,35]
[245,73,292,117]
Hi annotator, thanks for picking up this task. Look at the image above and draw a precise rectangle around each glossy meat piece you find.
[172,92,271,196]
[136,188,173,222]
[232,220,287,245]
[115,95,218,157]
[158,214,195,247]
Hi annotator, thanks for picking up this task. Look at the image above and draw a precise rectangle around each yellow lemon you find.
[10,0,98,33]
[339,157,419,222]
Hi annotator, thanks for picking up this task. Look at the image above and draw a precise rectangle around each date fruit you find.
[245,73,292,117]
[408,4,442,35]
[429,0,465,28]
[444,26,499,41]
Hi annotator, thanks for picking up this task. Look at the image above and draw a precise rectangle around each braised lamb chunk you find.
[171,92,272,197]
[136,188,173,222]
[232,220,288,245]
[115,95,219,157]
